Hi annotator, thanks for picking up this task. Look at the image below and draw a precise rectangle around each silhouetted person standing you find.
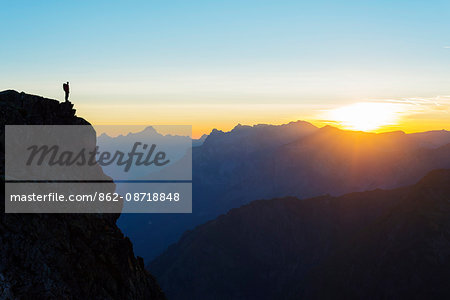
[63,81,70,102]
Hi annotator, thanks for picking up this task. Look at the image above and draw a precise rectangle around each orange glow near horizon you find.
[90,119,450,139]
[77,99,449,139]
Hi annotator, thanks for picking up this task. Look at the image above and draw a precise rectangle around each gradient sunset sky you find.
[1,1,449,137]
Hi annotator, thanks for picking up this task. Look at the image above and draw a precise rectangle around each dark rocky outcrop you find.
[150,169,450,299]
[0,90,165,299]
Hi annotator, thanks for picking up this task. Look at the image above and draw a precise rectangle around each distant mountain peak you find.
[210,128,225,135]
[229,120,317,133]
[232,123,252,131]
[142,125,158,134]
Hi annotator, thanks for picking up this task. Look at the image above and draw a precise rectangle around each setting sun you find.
[324,102,406,131]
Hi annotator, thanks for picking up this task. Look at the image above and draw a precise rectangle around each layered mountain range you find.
[150,169,450,299]
[119,120,450,261]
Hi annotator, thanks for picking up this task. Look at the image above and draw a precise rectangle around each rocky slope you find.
[303,168,450,299]
[150,169,450,299]
[0,90,165,299]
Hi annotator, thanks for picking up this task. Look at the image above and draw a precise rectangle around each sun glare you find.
[325,102,404,131]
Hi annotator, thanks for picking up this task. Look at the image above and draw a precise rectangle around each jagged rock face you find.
[0,90,165,299]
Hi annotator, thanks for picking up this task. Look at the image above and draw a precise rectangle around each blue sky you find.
[1,1,449,134]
